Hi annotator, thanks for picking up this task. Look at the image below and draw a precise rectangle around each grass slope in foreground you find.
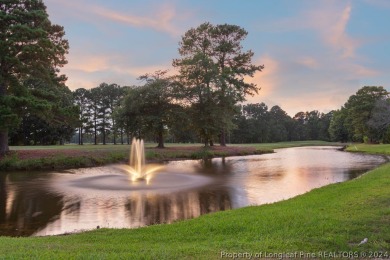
[0,160,389,259]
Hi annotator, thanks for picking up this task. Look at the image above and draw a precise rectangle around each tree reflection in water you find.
[0,146,386,237]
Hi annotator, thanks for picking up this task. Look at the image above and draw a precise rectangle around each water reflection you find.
[0,146,387,237]
[31,187,233,236]
[0,173,63,236]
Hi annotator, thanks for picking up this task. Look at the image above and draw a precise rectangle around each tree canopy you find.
[0,0,69,154]
[329,86,389,143]
[173,22,264,146]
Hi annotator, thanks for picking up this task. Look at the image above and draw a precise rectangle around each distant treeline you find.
[9,83,389,146]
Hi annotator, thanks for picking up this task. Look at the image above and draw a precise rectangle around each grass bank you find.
[346,143,390,155]
[0,141,339,171]
[0,158,389,259]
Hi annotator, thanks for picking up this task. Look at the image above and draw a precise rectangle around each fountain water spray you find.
[121,138,162,183]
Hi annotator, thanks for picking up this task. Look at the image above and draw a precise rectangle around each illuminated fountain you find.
[120,138,162,183]
[51,139,212,197]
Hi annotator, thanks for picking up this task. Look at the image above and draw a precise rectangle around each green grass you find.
[233,140,341,149]
[346,143,390,155]
[0,161,389,259]
[8,140,338,151]
[1,141,340,171]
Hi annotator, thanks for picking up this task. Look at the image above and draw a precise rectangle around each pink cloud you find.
[306,2,360,59]
[46,0,180,36]
[297,57,319,69]
[245,55,279,103]
[90,3,180,36]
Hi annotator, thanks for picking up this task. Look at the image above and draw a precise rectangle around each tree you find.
[329,108,349,142]
[367,98,390,142]
[73,88,91,145]
[318,111,332,141]
[268,106,290,142]
[9,76,78,145]
[87,87,102,145]
[344,86,388,142]
[292,112,309,141]
[173,22,263,146]
[306,110,321,140]
[242,103,269,142]
[117,71,178,148]
[102,83,125,145]
[0,0,69,154]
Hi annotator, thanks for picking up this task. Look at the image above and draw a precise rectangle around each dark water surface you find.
[0,146,387,236]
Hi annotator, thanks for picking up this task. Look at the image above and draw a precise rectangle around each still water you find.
[0,146,387,236]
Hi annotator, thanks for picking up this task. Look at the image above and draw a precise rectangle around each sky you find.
[44,0,390,116]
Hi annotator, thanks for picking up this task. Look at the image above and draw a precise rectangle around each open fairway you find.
[0,154,389,259]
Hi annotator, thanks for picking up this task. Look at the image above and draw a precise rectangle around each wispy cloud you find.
[300,2,358,59]
[90,3,180,36]
[297,56,319,69]
[46,0,181,36]
[62,51,174,90]
[66,55,112,73]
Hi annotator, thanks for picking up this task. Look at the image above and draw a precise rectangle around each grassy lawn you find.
[0,158,389,259]
[0,141,341,171]
[346,143,390,155]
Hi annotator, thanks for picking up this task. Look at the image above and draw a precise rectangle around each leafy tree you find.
[329,108,349,142]
[242,103,269,142]
[367,98,390,142]
[318,111,332,141]
[344,86,388,142]
[267,106,290,142]
[73,88,91,145]
[10,77,78,145]
[173,22,263,146]
[0,0,69,154]
[231,112,252,143]
[87,87,102,145]
[95,83,112,145]
[117,71,178,148]
[292,112,309,141]
[165,105,197,143]
[306,110,321,140]
[103,84,125,144]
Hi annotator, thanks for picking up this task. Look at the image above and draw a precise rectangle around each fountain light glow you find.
[121,138,162,184]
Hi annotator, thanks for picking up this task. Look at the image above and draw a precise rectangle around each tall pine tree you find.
[0,0,69,154]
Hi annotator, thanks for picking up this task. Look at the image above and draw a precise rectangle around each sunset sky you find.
[45,0,390,116]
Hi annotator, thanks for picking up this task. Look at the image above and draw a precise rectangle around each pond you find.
[0,146,387,237]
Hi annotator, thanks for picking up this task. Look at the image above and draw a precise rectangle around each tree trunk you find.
[80,127,84,145]
[94,118,97,145]
[209,139,214,146]
[113,121,116,145]
[0,81,9,155]
[102,118,106,145]
[157,130,165,148]
[0,129,9,155]
[79,127,83,145]
[220,129,227,146]
[0,174,6,222]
